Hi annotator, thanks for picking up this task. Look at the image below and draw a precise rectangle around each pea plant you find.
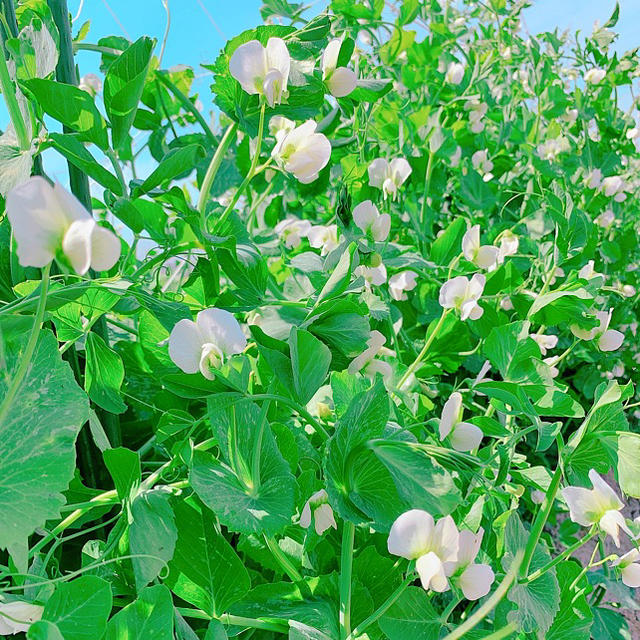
[1,0,640,638]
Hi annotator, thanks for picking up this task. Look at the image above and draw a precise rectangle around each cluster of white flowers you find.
[387,510,495,600]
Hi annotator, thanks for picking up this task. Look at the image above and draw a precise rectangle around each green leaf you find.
[84,332,127,414]
[22,78,109,149]
[502,513,560,636]
[137,144,205,194]
[27,621,65,640]
[379,587,442,640]
[289,326,331,404]
[190,397,295,535]
[430,217,465,266]
[104,36,155,149]
[106,585,174,640]
[0,319,89,554]
[349,79,392,103]
[103,446,141,501]
[547,562,593,640]
[48,134,123,194]
[316,243,358,305]
[129,489,178,589]
[166,500,250,616]
[42,576,112,640]
[591,607,630,640]
[617,432,640,498]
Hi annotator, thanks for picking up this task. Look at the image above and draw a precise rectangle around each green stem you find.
[264,536,303,583]
[522,528,596,583]
[156,71,216,144]
[216,102,266,232]
[519,464,562,579]
[0,32,30,150]
[197,121,238,234]
[419,149,434,229]
[339,521,355,640]
[441,552,523,640]
[480,623,518,640]
[0,264,50,426]
[397,309,449,389]
[348,574,413,640]
[73,42,124,56]
[105,148,128,196]
[177,608,288,633]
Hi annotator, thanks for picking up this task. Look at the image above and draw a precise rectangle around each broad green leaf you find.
[316,243,358,306]
[27,621,65,640]
[129,489,178,589]
[547,562,593,640]
[0,319,89,554]
[138,144,205,194]
[42,576,112,640]
[104,36,155,149]
[103,446,141,501]
[378,587,442,640]
[84,332,127,414]
[289,326,331,404]
[22,78,108,149]
[502,513,560,636]
[166,500,250,616]
[430,217,465,265]
[106,585,174,640]
[190,397,295,535]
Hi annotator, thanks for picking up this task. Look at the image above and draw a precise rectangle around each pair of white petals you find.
[321,39,357,98]
[439,391,483,452]
[308,224,338,255]
[0,601,43,635]
[368,157,412,199]
[389,270,418,301]
[561,469,632,547]
[352,200,390,242]
[348,330,394,382]
[300,489,337,535]
[387,510,494,600]
[7,176,120,275]
[570,309,624,352]
[612,549,640,588]
[229,38,290,107]
[274,217,312,249]
[462,226,518,271]
[168,308,247,379]
[439,274,485,321]
[272,120,332,183]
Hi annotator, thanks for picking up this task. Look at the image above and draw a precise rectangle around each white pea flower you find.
[612,549,640,588]
[387,510,459,593]
[450,146,462,167]
[584,67,606,84]
[561,469,632,547]
[497,231,519,263]
[462,225,499,270]
[544,356,560,378]
[6,176,120,274]
[439,274,485,321]
[0,601,43,635]
[443,528,495,600]
[471,149,493,181]
[321,39,357,98]
[275,217,311,248]
[300,489,337,535]
[586,168,603,189]
[466,100,487,133]
[271,120,331,183]
[571,309,624,352]
[368,157,412,199]
[347,330,394,381]
[229,37,290,107]
[168,308,247,379]
[389,270,418,301]
[78,73,102,95]
[439,391,483,452]
[537,136,570,161]
[355,262,387,286]
[602,176,627,202]
[578,260,603,281]
[268,115,295,137]
[563,108,578,123]
[308,224,338,255]
[530,333,558,355]
[352,200,390,242]
[592,21,616,48]
[597,209,615,227]
[445,62,464,85]
[622,284,636,298]
[500,296,514,311]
